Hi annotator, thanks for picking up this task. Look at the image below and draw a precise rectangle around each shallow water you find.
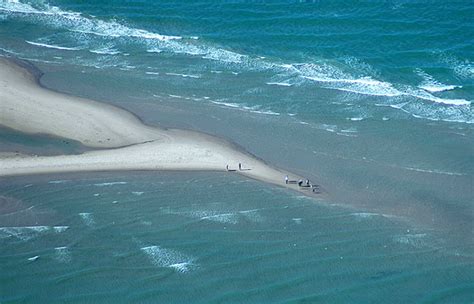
[1,172,472,303]
[0,126,87,155]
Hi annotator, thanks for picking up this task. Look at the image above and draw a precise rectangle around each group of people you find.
[285,175,320,193]
[226,163,244,171]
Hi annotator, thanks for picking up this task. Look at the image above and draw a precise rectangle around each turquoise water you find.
[0,0,472,123]
[1,0,473,302]
[1,172,473,303]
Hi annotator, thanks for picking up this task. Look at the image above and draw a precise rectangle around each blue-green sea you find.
[1,172,472,303]
[0,0,473,302]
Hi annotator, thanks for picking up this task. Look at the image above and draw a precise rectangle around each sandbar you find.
[0,57,321,195]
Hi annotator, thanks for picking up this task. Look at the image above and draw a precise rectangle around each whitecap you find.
[0,226,50,241]
[266,82,293,87]
[440,55,474,80]
[210,100,279,116]
[199,212,238,224]
[1,1,182,47]
[48,180,70,184]
[169,262,192,273]
[162,207,241,224]
[93,181,127,186]
[54,246,71,263]
[53,226,69,233]
[405,87,470,106]
[202,49,245,63]
[141,245,196,273]
[211,100,241,108]
[132,191,144,196]
[297,63,402,97]
[28,255,40,261]
[6,0,471,123]
[165,72,200,79]
[89,47,121,55]
[249,109,280,116]
[415,68,460,94]
[294,64,471,108]
[316,123,338,133]
[292,218,303,224]
[25,40,81,51]
[340,127,358,133]
[146,48,163,53]
[79,213,95,227]
[419,84,460,93]
[336,132,358,137]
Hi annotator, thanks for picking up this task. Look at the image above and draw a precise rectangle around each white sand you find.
[0,58,163,148]
[0,58,320,195]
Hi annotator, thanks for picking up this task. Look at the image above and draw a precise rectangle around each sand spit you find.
[0,58,321,195]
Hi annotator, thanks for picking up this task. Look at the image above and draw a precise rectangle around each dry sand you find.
[0,57,321,195]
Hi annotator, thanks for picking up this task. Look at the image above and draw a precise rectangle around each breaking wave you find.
[25,40,82,51]
[1,0,471,123]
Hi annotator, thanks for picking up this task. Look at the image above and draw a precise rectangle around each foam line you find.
[25,41,82,51]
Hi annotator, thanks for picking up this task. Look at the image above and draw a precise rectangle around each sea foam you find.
[93,181,127,186]
[0,225,68,241]
[54,246,71,263]
[3,0,471,124]
[141,245,196,273]
[1,1,182,42]
[79,213,95,226]
[25,40,81,51]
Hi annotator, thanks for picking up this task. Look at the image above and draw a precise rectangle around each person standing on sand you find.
[285,175,289,184]
[238,163,242,170]
[226,165,229,171]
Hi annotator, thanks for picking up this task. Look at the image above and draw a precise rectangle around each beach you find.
[0,58,316,194]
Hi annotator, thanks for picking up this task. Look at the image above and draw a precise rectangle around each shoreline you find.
[0,57,323,197]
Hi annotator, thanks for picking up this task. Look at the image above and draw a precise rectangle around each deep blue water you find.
[1,0,473,302]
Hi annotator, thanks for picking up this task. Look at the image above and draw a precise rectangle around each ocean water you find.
[1,0,473,123]
[1,172,473,303]
[0,0,473,302]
